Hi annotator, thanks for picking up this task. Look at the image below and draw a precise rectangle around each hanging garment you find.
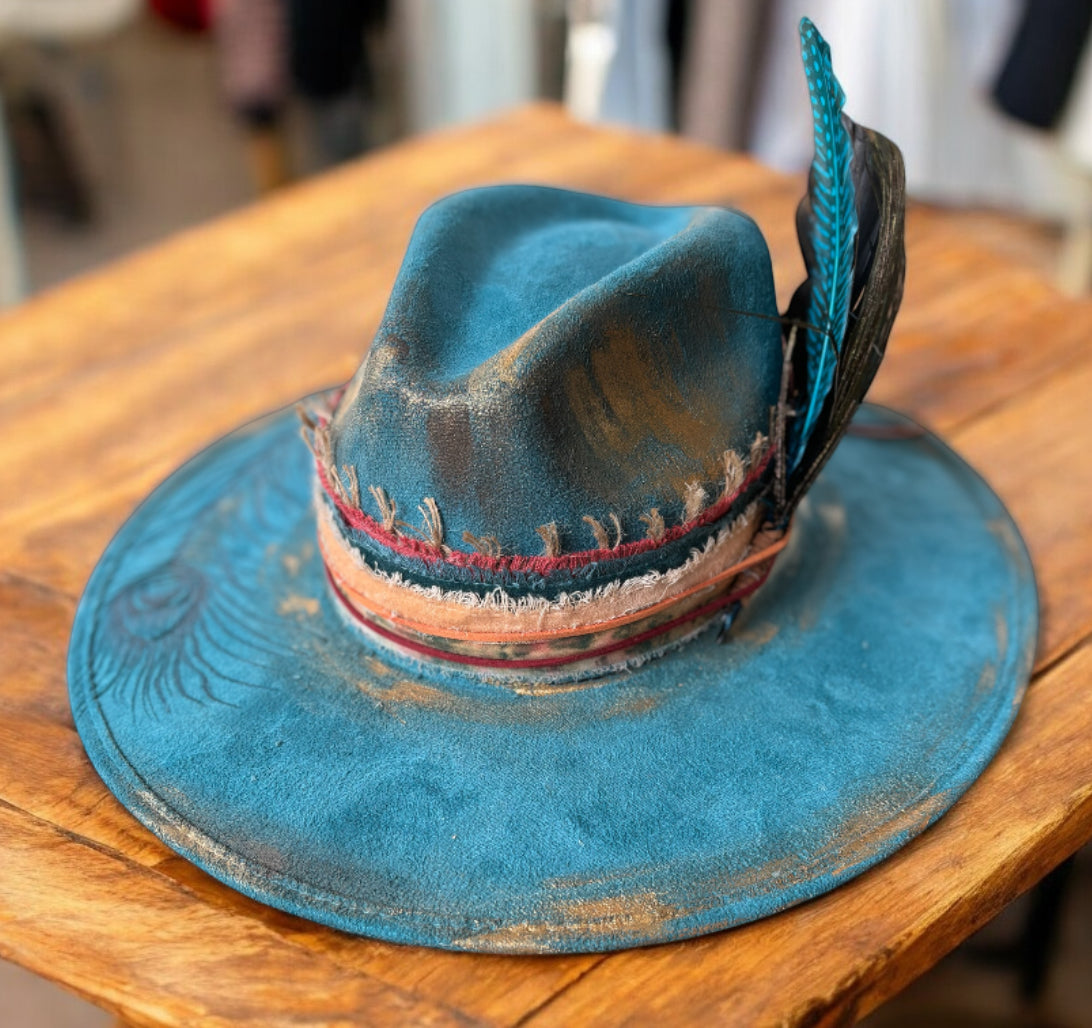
[401,0,536,132]
[288,0,389,165]
[598,0,672,131]
[214,0,287,127]
[288,0,375,101]
[993,0,1092,130]
[678,0,768,150]
[147,0,210,33]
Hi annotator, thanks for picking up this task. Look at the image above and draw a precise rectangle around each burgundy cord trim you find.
[326,563,773,671]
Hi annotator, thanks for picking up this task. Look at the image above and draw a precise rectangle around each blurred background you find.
[2,0,1091,1025]
[2,0,1092,303]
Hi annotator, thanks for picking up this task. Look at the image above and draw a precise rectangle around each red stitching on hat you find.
[317,443,775,576]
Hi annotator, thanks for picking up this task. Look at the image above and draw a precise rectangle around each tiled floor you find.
[3,12,1089,1028]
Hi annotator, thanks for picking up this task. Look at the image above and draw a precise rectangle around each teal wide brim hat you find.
[68,21,1037,954]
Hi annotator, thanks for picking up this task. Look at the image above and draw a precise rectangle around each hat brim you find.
[68,403,1037,953]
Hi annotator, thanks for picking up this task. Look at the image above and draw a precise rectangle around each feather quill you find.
[790,18,858,469]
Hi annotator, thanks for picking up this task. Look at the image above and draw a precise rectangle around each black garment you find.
[994,0,1092,129]
[287,0,388,165]
[666,0,689,129]
[287,0,386,101]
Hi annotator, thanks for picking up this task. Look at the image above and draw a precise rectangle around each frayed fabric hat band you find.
[325,558,777,677]
[318,490,790,680]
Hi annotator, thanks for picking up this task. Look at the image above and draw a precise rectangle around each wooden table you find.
[2,104,1091,1027]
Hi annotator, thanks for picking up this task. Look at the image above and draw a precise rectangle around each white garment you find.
[1060,30,1092,180]
[565,17,617,124]
[398,0,537,133]
[598,0,670,132]
[564,0,670,132]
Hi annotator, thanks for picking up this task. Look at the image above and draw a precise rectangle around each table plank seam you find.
[0,794,174,879]
[0,570,76,606]
[1028,627,1092,682]
[508,956,609,1028]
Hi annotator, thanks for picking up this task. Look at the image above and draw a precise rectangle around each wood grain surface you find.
[1,104,1091,1027]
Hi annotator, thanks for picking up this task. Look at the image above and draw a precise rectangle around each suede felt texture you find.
[329,186,783,558]
[68,404,1038,953]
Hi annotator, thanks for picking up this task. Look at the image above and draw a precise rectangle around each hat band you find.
[318,501,789,679]
[326,561,776,674]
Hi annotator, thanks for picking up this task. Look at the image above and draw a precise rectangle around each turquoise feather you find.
[791,18,858,469]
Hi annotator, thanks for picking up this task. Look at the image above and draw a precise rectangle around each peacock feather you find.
[790,18,859,470]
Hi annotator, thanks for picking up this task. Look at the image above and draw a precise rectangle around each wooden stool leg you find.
[1057,220,1092,296]
[244,124,291,194]
[1018,853,1076,1003]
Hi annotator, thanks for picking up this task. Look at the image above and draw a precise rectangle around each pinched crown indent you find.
[327,185,783,561]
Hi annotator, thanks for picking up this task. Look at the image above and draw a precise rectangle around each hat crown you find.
[329,185,782,558]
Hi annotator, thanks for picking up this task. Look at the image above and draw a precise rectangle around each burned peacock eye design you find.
[112,563,206,644]
[95,558,288,719]
[89,436,319,720]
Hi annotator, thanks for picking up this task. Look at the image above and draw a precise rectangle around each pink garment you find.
[213,0,288,121]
